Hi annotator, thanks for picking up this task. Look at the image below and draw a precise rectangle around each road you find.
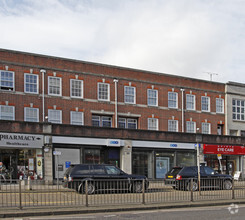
[5,204,245,220]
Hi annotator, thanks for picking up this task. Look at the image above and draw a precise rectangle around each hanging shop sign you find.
[0,132,43,148]
[203,144,245,155]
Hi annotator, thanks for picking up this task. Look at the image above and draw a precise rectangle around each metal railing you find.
[0,178,244,209]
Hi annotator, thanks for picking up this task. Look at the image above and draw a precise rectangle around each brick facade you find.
[0,48,225,134]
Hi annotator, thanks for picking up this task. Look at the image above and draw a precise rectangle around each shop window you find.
[84,149,101,164]
[48,76,62,96]
[176,151,196,167]
[148,118,158,130]
[168,92,178,108]
[241,130,245,137]
[70,79,83,98]
[24,107,39,122]
[0,105,15,120]
[0,70,14,91]
[147,89,158,106]
[124,86,136,104]
[186,94,195,110]
[92,115,112,127]
[186,121,196,133]
[98,82,110,101]
[118,117,137,129]
[70,111,84,125]
[48,109,62,124]
[24,73,38,94]
[201,96,210,112]
[168,120,178,132]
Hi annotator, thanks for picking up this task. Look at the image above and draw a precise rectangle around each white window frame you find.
[48,76,62,96]
[168,92,178,108]
[70,111,84,125]
[0,70,15,91]
[148,118,159,130]
[216,98,224,113]
[124,86,136,104]
[201,96,210,112]
[168,120,178,132]
[92,115,112,127]
[186,121,196,133]
[186,94,195,110]
[24,107,39,122]
[24,73,38,94]
[70,79,83,98]
[202,122,211,134]
[147,89,158,106]
[0,105,15,120]
[48,109,62,124]
[98,83,110,101]
[232,99,245,121]
[118,117,137,129]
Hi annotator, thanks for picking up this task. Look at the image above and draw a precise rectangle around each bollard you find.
[19,180,23,210]
[27,176,32,190]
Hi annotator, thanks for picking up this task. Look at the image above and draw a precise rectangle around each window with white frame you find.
[24,74,38,94]
[168,120,178,132]
[70,111,84,125]
[216,98,224,113]
[202,122,211,134]
[0,70,14,91]
[186,94,195,110]
[148,118,158,130]
[98,83,110,101]
[118,118,137,129]
[168,92,178,108]
[48,76,62,96]
[24,107,39,122]
[232,99,245,121]
[124,86,136,104]
[92,115,112,127]
[147,89,158,106]
[186,121,196,133]
[48,109,62,124]
[201,96,210,112]
[70,79,83,98]
[0,105,15,120]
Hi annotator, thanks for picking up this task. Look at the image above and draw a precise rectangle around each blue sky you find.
[0,0,245,83]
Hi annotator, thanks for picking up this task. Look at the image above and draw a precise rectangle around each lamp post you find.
[196,128,202,195]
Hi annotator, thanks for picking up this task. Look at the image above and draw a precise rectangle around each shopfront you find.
[203,144,244,176]
[0,133,44,180]
[132,141,196,179]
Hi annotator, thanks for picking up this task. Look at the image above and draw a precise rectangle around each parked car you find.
[63,164,149,194]
[164,166,233,191]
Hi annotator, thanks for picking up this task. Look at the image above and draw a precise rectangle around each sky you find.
[0,0,245,83]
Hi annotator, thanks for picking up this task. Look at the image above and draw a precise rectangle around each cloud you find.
[0,0,244,83]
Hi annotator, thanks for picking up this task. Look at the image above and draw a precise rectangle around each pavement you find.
[1,199,245,218]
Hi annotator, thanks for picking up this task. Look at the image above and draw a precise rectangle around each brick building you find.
[0,48,239,181]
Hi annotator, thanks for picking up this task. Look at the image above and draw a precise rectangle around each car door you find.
[202,166,219,190]
[104,165,130,191]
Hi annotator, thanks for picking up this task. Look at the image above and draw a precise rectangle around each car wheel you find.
[223,180,232,190]
[133,181,143,193]
[187,181,198,191]
[82,182,95,194]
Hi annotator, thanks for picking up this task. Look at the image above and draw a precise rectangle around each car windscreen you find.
[105,165,121,175]
[168,168,182,175]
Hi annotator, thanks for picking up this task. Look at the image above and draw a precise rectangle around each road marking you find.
[103,215,116,218]
[30,216,96,219]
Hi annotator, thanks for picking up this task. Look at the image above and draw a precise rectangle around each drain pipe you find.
[113,79,118,128]
[180,88,185,132]
[40,69,46,122]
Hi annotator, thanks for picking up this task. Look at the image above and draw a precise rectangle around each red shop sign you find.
[203,144,245,155]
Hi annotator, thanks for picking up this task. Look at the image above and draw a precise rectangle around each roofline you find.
[0,48,225,85]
